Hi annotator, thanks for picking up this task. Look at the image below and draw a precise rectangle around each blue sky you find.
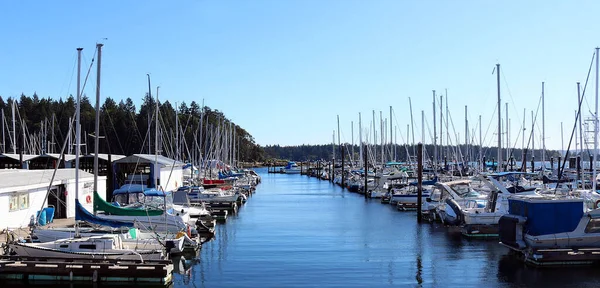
[0,0,598,151]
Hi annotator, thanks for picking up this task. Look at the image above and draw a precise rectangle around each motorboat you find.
[283,161,302,174]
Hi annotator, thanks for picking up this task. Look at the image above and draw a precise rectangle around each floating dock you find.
[0,256,172,284]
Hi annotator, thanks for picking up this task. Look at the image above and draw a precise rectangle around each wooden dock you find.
[0,256,172,284]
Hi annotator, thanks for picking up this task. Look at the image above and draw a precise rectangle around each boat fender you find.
[444,198,464,226]
[86,195,92,204]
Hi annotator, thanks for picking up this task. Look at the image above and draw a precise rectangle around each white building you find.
[0,169,106,228]
[113,154,184,192]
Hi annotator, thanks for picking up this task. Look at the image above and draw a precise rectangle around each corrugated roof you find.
[81,154,126,162]
[113,154,184,167]
[0,168,98,193]
[0,153,38,161]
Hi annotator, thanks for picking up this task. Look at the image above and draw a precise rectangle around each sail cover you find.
[75,199,135,228]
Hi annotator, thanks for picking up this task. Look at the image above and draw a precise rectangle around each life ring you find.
[86,195,92,204]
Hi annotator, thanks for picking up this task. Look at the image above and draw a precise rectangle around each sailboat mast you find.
[51,113,55,154]
[75,47,83,235]
[465,105,468,164]
[176,102,179,161]
[522,108,525,168]
[409,99,415,161]
[445,90,449,160]
[373,110,376,164]
[532,111,535,171]
[332,131,335,160]
[389,106,393,162]
[479,115,482,171]
[359,113,362,166]
[541,82,545,170]
[380,111,383,164]
[578,82,583,160]
[594,47,599,191]
[351,121,354,166]
[421,110,425,164]
[337,115,340,161]
[440,94,443,162]
[432,90,437,173]
[505,102,509,163]
[2,110,4,154]
[496,63,502,171]
[155,86,160,189]
[12,100,16,153]
[93,43,103,198]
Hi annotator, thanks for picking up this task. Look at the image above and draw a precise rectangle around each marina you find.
[6,1,600,287]
[182,169,600,287]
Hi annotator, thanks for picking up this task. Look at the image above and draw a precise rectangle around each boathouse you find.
[0,153,36,169]
[80,154,125,176]
[112,154,184,193]
[28,153,76,170]
[0,169,107,228]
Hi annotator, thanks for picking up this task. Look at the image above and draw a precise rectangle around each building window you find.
[9,193,29,212]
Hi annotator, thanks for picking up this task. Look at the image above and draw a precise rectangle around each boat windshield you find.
[113,193,144,206]
[113,191,173,210]
[144,193,173,210]
[451,184,480,197]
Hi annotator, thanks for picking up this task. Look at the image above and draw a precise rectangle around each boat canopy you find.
[94,190,164,216]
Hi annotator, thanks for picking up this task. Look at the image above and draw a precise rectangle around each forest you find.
[0,93,570,166]
[262,143,564,165]
[0,93,265,162]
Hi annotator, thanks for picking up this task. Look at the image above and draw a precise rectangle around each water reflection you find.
[189,169,600,288]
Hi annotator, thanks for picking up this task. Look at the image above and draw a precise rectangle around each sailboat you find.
[90,75,198,234]
[9,46,166,261]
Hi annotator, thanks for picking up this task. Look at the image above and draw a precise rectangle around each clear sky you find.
[0,0,599,151]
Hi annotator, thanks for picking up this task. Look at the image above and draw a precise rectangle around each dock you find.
[0,256,172,284]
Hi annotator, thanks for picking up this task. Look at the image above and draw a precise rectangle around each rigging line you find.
[557,51,595,188]
[500,67,523,129]
[522,92,543,164]
[58,52,77,112]
[391,109,408,144]
[482,105,498,152]
[104,108,125,155]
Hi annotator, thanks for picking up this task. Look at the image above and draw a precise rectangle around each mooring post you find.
[364,144,368,199]
[417,143,423,222]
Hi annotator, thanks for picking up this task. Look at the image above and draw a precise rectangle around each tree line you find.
[262,143,565,164]
[0,93,265,162]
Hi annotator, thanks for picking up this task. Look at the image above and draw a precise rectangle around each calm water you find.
[171,168,600,288]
